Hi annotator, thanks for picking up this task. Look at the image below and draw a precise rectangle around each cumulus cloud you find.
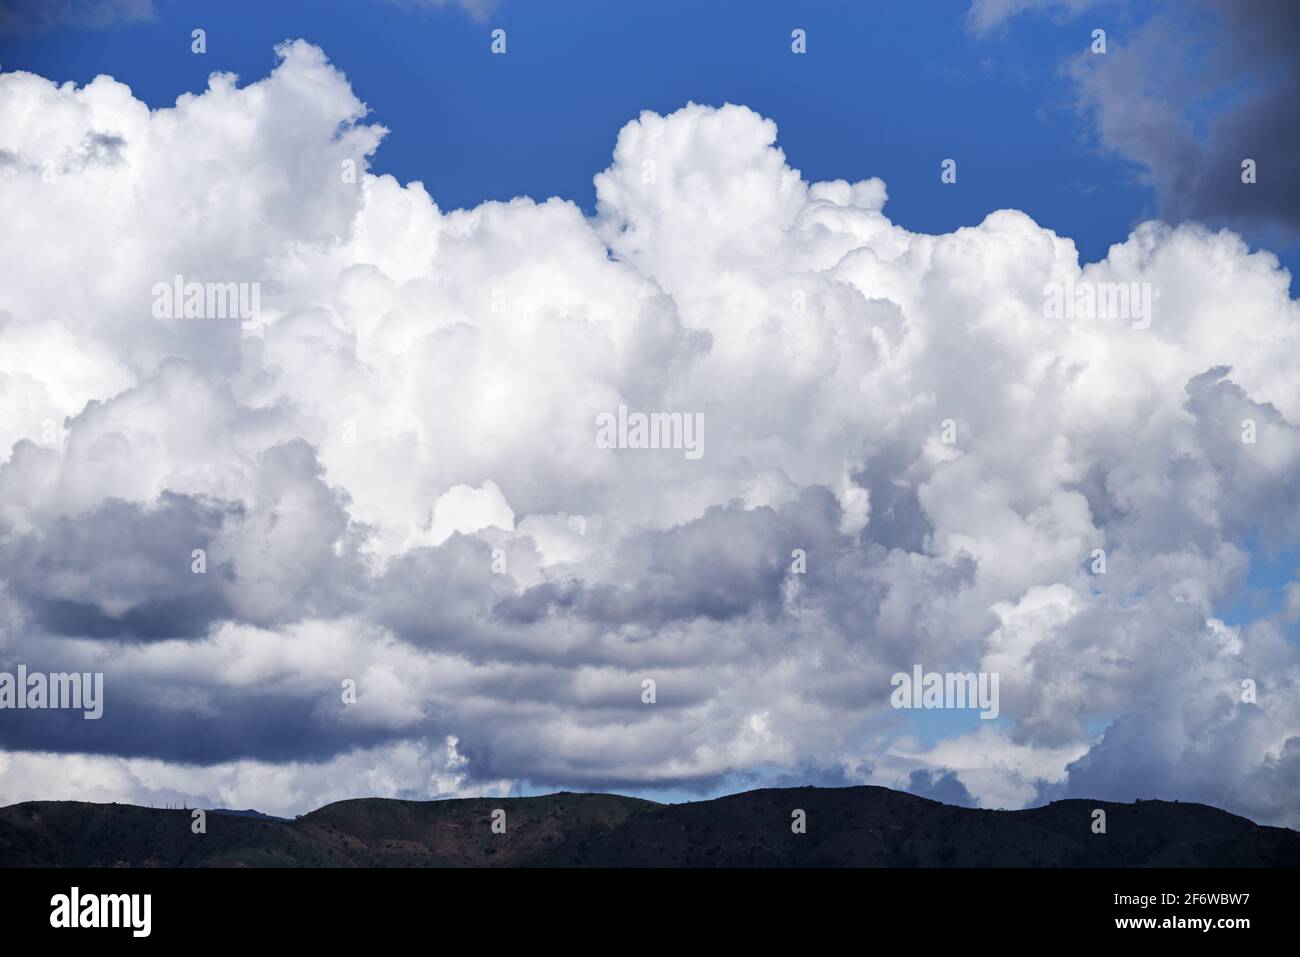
[1,40,1299,823]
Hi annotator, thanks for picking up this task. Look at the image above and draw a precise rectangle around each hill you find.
[1,786,1295,867]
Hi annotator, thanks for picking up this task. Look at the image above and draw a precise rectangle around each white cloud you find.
[964,0,1100,36]
[383,0,499,24]
[425,479,515,547]
[1,41,1299,823]
[0,737,509,819]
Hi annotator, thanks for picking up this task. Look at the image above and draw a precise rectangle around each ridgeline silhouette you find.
[2,786,1296,867]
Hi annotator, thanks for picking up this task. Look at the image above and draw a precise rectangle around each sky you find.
[7,0,1297,276]
[1,0,1299,823]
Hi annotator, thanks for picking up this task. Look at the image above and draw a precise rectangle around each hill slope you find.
[1,786,1296,867]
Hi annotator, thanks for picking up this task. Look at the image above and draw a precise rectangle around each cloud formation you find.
[973,0,1300,242]
[1,41,1299,822]
[1069,0,1300,239]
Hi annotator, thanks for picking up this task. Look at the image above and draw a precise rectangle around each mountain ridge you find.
[2,785,1296,867]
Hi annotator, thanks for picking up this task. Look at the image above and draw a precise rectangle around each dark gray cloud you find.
[493,489,847,631]
[0,678,419,763]
[0,489,241,640]
[1069,0,1300,240]
[0,438,368,641]
[907,769,978,807]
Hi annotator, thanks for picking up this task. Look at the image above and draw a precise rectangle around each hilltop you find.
[1,786,1295,867]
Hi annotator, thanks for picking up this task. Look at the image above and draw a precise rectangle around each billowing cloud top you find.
[1,41,1298,822]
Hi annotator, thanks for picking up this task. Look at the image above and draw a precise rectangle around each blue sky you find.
[0,0,1204,266]
[7,0,1295,279]
[2,0,1299,817]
